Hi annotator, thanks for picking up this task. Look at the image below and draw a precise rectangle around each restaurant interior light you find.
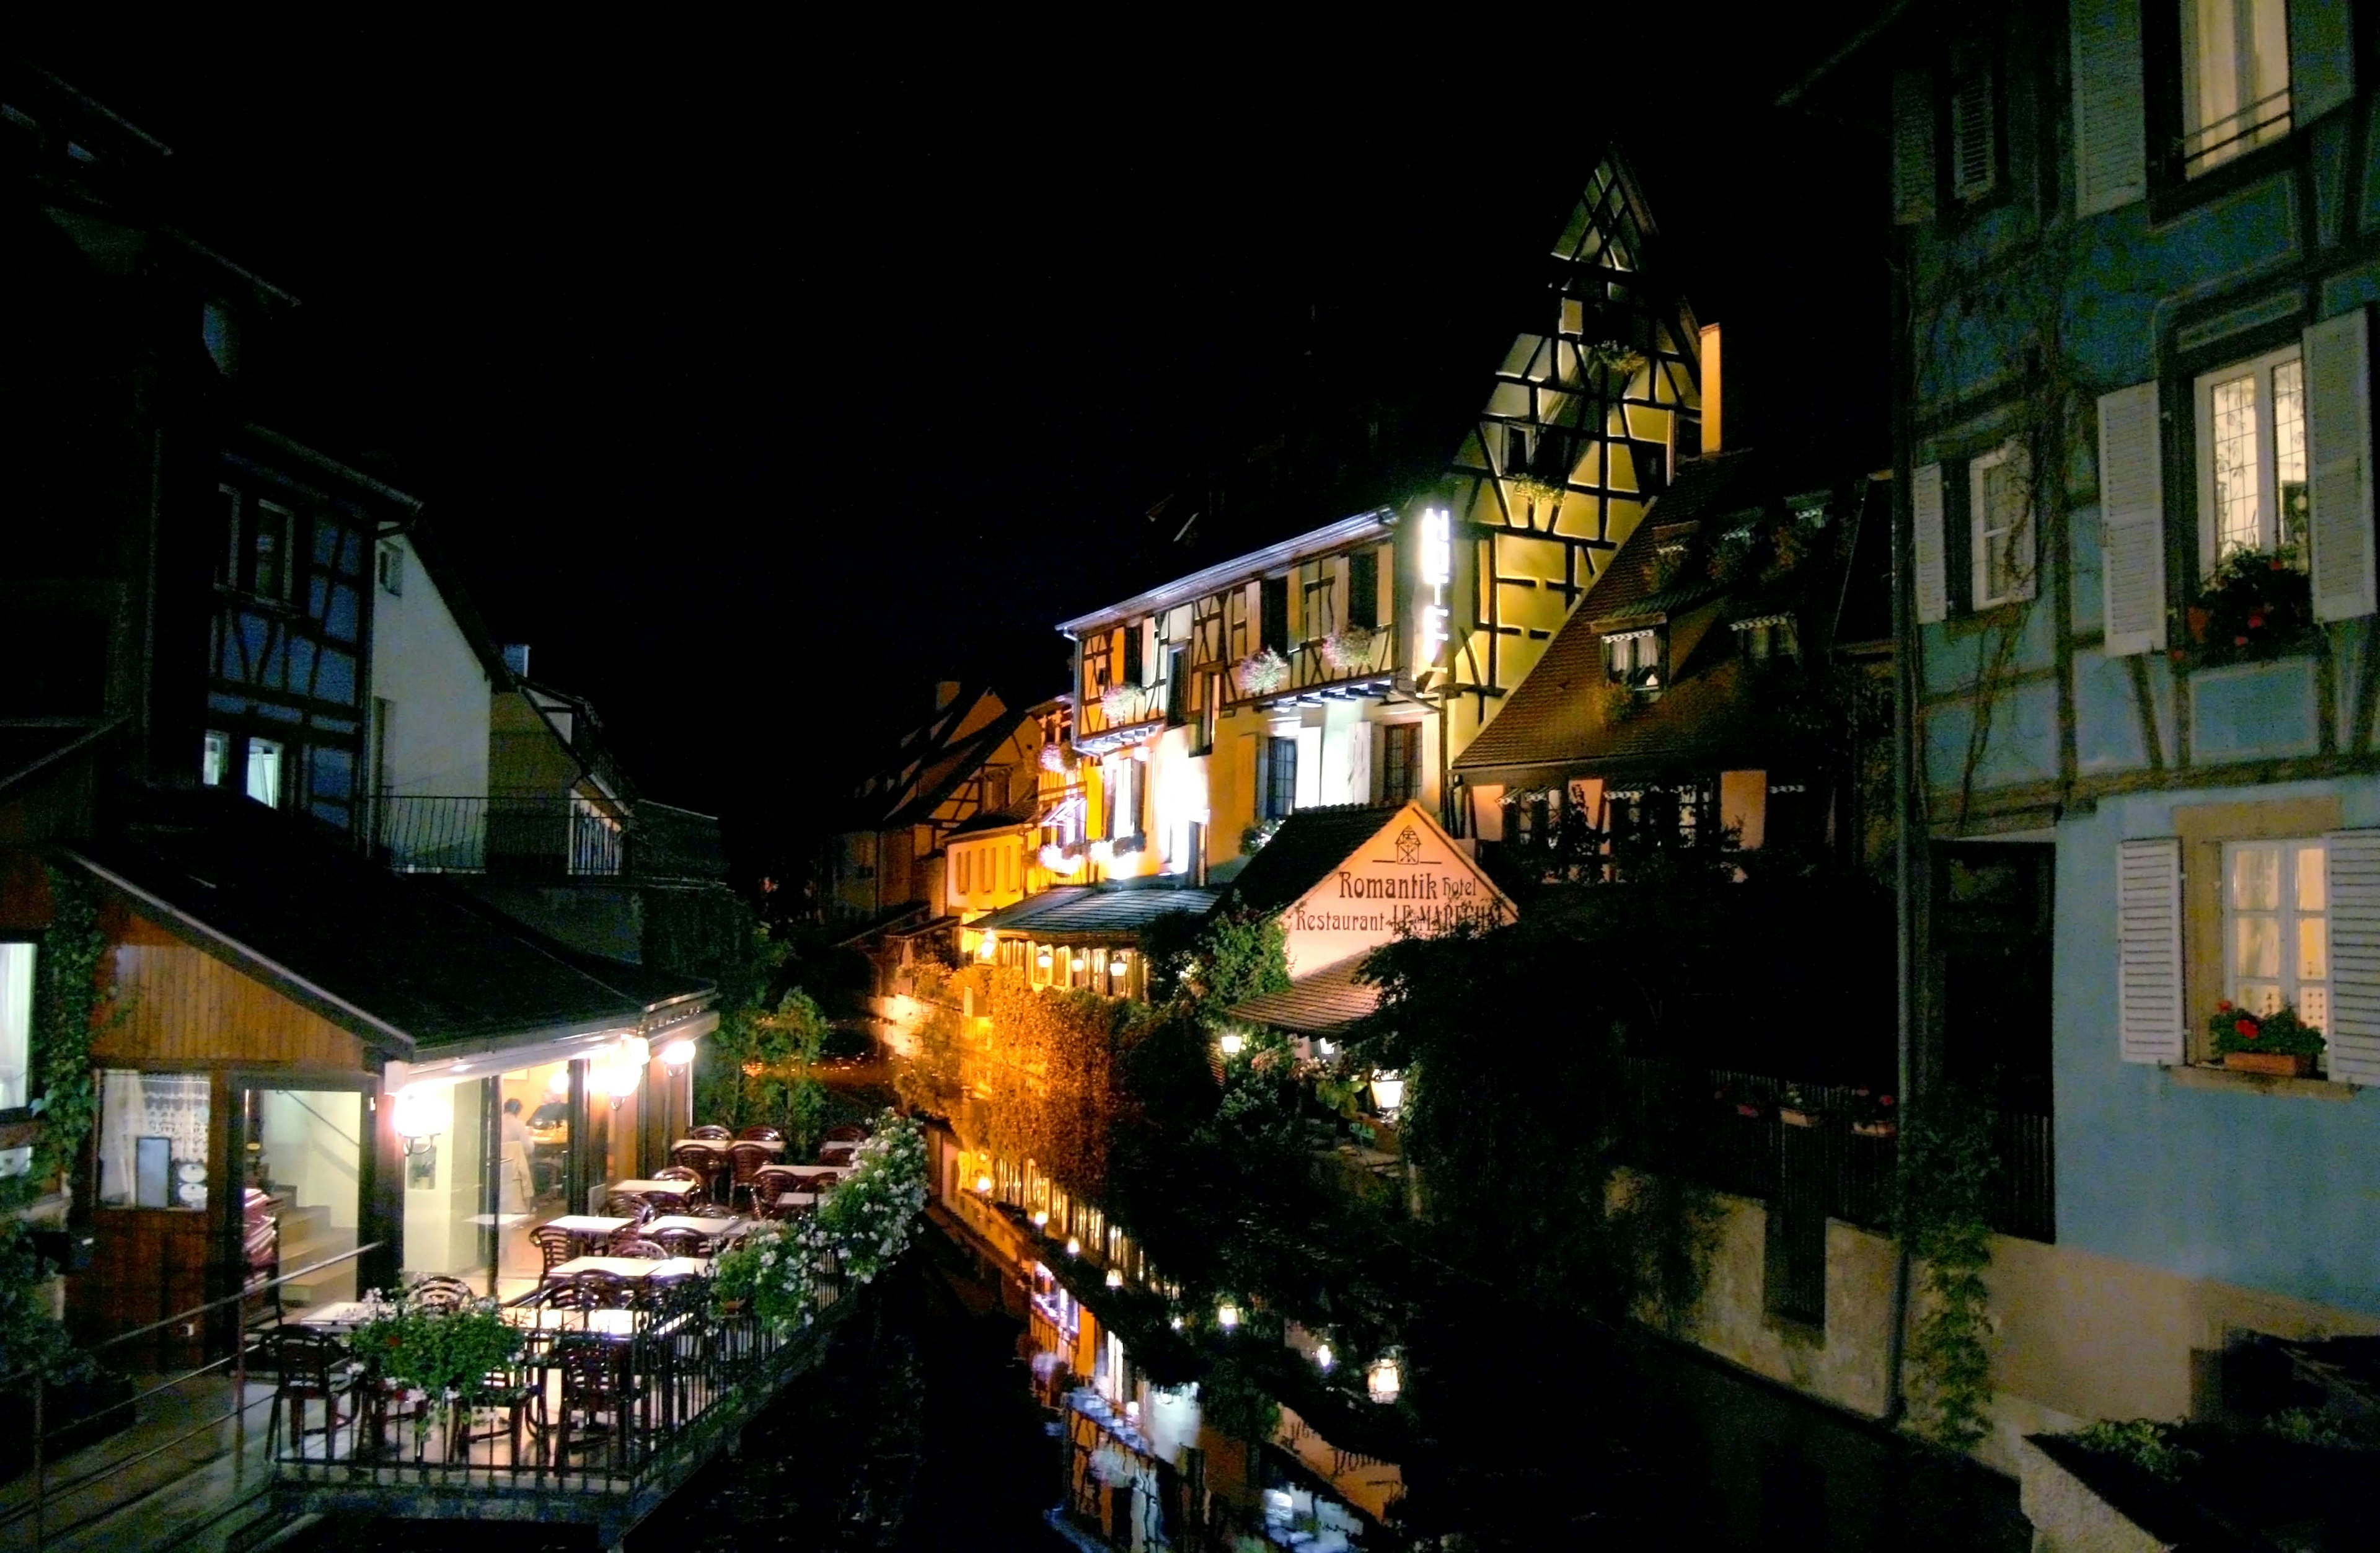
[1070,952,1086,974]
[659,1037,697,1068]
[1031,1209,1049,1228]
[1038,947,1053,969]
[392,1086,443,1140]
[979,933,997,961]
[547,1067,570,1097]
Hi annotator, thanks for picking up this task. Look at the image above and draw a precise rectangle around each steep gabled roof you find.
[1223,805,1416,915]
[1225,956,1380,1036]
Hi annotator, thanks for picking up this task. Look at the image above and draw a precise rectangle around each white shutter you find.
[2327,830,2380,1084]
[1949,47,1998,201]
[2290,0,2356,126]
[1891,66,1936,225]
[2118,838,2184,1064]
[1913,462,1949,624]
[2307,309,2376,621]
[2098,382,2167,655]
[2069,0,2147,216]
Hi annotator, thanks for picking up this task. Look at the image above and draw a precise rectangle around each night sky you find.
[30,18,1887,870]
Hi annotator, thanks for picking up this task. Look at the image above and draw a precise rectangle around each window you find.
[0,942,32,1112]
[1948,42,2000,201]
[1969,442,2035,607]
[376,541,404,596]
[1604,628,1665,691]
[1734,614,1800,665]
[1263,736,1298,820]
[1381,723,1421,805]
[250,502,293,600]
[1107,759,1143,844]
[202,730,229,787]
[2195,345,2308,566]
[245,738,283,807]
[2180,0,2290,176]
[1302,566,1336,640]
[2224,839,2329,1046]
[1505,425,1532,477]
[1123,622,1145,688]
[1260,577,1290,655]
[1348,548,1380,630]
[955,851,971,897]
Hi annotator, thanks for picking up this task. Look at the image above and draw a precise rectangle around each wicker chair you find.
[670,1143,728,1199]
[734,1125,783,1142]
[558,1270,633,1311]
[687,1124,731,1141]
[651,1226,710,1259]
[408,1273,477,1312]
[531,1224,578,1275]
[270,1327,357,1462]
[749,1165,803,1206]
[553,1335,636,1469]
[601,1192,654,1223]
[822,1123,870,1143]
[607,1237,668,1260]
[726,1142,774,1211]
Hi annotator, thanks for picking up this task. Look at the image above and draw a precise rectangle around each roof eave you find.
[1056,508,1398,638]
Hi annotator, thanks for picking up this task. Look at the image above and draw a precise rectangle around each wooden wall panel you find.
[95,908,368,1071]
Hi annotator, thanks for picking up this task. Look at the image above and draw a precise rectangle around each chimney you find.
[1698,322,1724,454]
[501,644,531,678]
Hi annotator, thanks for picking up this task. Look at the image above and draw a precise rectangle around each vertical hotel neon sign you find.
[1417,507,1452,670]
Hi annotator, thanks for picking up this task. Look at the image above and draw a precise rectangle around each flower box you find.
[1732,1102,1763,1120]
[1851,1120,1898,1139]
[1778,1106,1822,1129]
[2223,1050,2315,1077]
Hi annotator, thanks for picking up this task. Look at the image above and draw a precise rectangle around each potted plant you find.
[1235,647,1289,697]
[348,1288,527,1462]
[1846,1089,1898,1139]
[1580,339,1646,394]
[1778,1083,1823,1129]
[1318,626,1377,672]
[2210,1001,2324,1077]
[2180,549,2317,667]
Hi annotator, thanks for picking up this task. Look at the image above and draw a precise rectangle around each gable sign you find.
[1277,803,1515,976]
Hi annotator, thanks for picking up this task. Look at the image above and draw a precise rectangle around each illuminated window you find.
[2195,346,2307,566]
[250,502,293,600]
[2224,839,2328,1059]
[0,942,32,1112]
[245,738,283,807]
[1262,737,1298,820]
[202,730,228,787]
[1380,723,1421,805]
[1603,628,1665,691]
[2180,0,2290,177]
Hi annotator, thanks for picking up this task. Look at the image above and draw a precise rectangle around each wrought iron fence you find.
[1608,1058,2055,1244]
[370,795,723,884]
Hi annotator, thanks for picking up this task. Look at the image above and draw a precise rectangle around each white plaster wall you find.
[368,534,492,798]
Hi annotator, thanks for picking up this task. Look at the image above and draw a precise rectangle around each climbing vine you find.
[980,971,1158,1197]
[1895,1087,1998,1451]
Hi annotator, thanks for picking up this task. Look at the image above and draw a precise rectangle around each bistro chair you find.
[602,1192,655,1223]
[670,1143,728,1199]
[558,1270,633,1311]
[408,1274,477,1312]
[649,1164,705,1192]
[734,1125,783,1143]
[822,1123,869,1143]
[684,1197,738,1221]
[650,1226,709,1259]
[553,1335,637,1469]
[270,1327,358,1462]
[725,1142,774,1211]
[531,1224,578,1276]
[607,1237,668,1260]
[818,1141,858,1167]
[749,1164,803,1205]
[687,1123,731,1141]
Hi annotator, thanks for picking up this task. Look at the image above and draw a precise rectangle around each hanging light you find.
[1314,1343,1334,1372]
[1037,946,1054,969]
[1217,1301,1240,1330]
[1368,1069,1405,1116]
[1065,1236,1082,1257]
[1219,1032,1246,1057]
[660,1037,697,1069]
[1108,957,1127,981]
[1105,1268,1123,1290]
[1367,1354,1401,1404]
[605,1059,638,1102]
[1070,952,1086,975]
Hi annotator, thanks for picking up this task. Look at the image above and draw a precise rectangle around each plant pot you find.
[2223,1050,2315,1077]
[1851,1120,1898,1139]
[1779,1107,1822,1129]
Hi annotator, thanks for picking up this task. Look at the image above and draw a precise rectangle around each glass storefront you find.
[496,1060,574,1296]
[397,1077,492,1292]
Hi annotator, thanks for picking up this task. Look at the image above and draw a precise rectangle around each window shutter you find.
[2097,382,2167,655]
[1890,66,1936,224]
[2326,829,2380,1085]
[2306,309,2377,621]
[1949,46,1998,201]
[2069,0,2147,215]
[1912,462,1949,624]
[2290,0,2356,126]
[2009,444,2038,603]
[2118,838,2184,1064]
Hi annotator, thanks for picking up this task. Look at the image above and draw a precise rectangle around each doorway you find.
[231,1084,369,1321]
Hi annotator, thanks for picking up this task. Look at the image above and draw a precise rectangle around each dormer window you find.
[1733,614,1800,665]
[1605,627,1665,692]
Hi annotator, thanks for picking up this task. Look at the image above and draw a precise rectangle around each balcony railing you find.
[371,795,725,885]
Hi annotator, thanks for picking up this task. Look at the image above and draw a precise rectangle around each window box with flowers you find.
[1846,1088,1899,1139]
[2178,549,2317,668]
[1236,647,1290,697]
[1778,1084,1824,1129]
[2210,1001,2324,1077]
[1317,625,1378,673]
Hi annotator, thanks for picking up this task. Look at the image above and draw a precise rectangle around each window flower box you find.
[1236,648,1290,697]
[2209,1000,2322,1077]
[1318,626,1377,673]
[1779,1105,1823,1130]
[2178,549,2317,668]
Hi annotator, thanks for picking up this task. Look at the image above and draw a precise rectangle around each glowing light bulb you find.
[1368,1355,1401,1404]
[1105,1268,1123,1289]
[1065,1236,1082,1257]
[1170,1315,1184,1330]
[1219,1032,1246,1056]
[976,1174,993,1194]
[1315,1343,1334,1372]
[659,1038,697,1068]
[1031,1209,1049,1228]
[546,1068,570,1097]
[1217,1302,1240,1330]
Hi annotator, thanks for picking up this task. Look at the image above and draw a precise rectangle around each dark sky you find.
[28,19,1889,867]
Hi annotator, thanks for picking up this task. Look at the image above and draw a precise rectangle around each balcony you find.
[1222,624,1399,711]
[371,795,726,885]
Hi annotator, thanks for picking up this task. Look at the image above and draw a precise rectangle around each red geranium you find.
[2217,999,2234,1011]
[2236,1018,2260,1040]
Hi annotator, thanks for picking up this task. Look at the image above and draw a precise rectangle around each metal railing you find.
[369,795,724,884]
[0,1240,385,1553]
[1607,1059,2055,1244]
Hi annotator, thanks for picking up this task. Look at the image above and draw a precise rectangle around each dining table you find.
[774,1164,843,1182]
[544,1255,712,1281]
[671,1136,785,1154]
[539,1213,634,1249]
[774,1192,819,1213]
[645,1214,747,1243]
[610,1177,701,1199]
[294,1299,377,1329]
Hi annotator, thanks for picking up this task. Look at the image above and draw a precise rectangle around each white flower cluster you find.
[716,1112,929,1334]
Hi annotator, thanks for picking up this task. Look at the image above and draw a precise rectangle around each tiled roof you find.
[969,877,1220,942]
[1223,805,1407,914]
[1454,448,1879,781]
[71,789,695,1054]
[1226,955,1380,1035]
